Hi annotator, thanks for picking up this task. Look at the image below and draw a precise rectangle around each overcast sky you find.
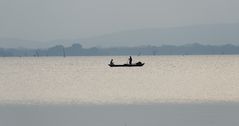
[0,0,239,41]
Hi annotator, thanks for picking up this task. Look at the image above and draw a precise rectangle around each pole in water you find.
[35,49,40,57]
[63,47,66,57]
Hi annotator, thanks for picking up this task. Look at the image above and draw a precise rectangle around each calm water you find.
[0,55,239,104]
[1,55,239,126]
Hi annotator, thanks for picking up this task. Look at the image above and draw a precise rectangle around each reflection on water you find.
[0,55,239,104]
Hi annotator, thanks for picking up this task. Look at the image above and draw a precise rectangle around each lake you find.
[0,55,239,126]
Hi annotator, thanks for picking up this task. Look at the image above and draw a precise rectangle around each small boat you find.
[109,62,144,67]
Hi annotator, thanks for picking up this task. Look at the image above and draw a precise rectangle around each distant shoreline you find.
[1,43,239,57]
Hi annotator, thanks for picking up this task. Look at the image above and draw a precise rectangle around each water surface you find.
[0,55,239,104]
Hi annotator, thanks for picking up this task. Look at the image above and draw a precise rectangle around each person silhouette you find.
[110,59,114,65]
[129,56,132,65]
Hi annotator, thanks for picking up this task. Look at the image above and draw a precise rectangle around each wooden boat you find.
[109,62,144,67]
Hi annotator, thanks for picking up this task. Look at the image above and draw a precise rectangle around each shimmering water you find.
[0,55,239,104]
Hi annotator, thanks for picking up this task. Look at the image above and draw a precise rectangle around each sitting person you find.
[136,61,142,65]
[110,59,114,65]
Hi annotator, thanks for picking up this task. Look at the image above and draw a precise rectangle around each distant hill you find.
[81,23,239,47]
[0,23,239,48]
[0,38,78,49]
[0,38,43,49]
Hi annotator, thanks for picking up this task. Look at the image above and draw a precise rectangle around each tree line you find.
[1,43,239,57]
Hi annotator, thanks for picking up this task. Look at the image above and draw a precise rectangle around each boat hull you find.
[108,63,144,67]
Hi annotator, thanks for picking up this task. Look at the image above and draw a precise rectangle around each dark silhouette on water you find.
[108,62,144,67]
[110,59,114,65]
[109,56,144,67]
[129,56,132,65]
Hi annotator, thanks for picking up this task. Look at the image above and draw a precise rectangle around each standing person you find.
[129,56,132,65]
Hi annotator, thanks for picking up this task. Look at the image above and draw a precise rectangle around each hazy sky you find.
[0,0,239,41]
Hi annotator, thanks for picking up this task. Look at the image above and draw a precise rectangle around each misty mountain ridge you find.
[81,23,239,47]
[0,38,79,49]
[0,23,239,48]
